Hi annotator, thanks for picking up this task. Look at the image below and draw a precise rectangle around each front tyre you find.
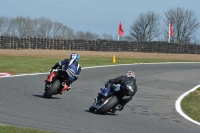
[43,79,61,98]
[96,96,118,114]
[89,103,97,112]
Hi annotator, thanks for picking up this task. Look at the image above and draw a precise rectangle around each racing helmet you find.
[70,53,80,61]
[125,71,135,77]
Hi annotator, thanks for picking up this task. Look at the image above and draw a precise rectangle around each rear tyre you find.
[43,80,61,98]
[96,96,118,114]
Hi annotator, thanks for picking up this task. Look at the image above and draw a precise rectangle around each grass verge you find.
[181,88,200,122]
[0,56,194,74]
[0,125,56,133]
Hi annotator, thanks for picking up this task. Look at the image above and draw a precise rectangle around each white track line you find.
[1,62,199,78]
[0,62,200,126]
[175,85,200,125]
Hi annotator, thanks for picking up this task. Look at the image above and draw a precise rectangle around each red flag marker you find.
[168,21,174,43]
[169,22,174,37]
[118,21,124,36]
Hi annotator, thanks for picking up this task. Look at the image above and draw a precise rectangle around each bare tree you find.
[164,7,199,44]
[8,16,33,37]
[123,35,133,42]
[52,22,75,39]
[75,31,99,40]
[85,31,99,40]
[129,11,160,41]
[75,31,86,39]
[52,22,63,38]
[101,33,114,40]
[0,15,103,40]
[65,28,75,39]
[32,17,52,38]
[0,16,9,35]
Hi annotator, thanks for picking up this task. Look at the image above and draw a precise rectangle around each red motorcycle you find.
[43,69,70,98]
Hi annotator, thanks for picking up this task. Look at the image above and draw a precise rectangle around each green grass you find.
[0,125,56,133]
[0,56,193,74]
[181,88,200,122]
[0,56,199,132]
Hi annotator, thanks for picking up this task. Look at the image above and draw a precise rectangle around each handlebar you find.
[51,69,65,73]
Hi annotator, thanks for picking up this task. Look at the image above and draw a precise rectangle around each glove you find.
[105,81,110,87]
[74,75,78,80]
[50,69,53,73]
[107,83,115,91]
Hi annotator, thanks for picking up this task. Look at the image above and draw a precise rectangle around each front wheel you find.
[43,79,61,98]
[96,96,118,114]
[89,103,97,112]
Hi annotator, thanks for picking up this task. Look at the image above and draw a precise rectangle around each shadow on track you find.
[32,94,62,99]
[84,110,117,116]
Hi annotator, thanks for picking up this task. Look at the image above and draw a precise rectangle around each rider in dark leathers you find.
[106,71,137,112]
[45,53,81,93]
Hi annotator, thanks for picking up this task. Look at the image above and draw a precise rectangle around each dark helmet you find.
[70,53,80,62]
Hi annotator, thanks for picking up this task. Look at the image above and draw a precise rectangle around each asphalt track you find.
[0,63,200,133]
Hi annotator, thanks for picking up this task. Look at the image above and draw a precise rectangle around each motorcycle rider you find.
[106,71,137,113]
[45,53,81,94]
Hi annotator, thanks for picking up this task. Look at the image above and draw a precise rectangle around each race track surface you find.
[0,63,200,133]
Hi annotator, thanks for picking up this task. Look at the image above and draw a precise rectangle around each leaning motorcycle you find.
[43,68,69,98]
[89,84,122,114]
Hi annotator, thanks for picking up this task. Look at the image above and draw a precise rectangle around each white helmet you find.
[125,71,135,78]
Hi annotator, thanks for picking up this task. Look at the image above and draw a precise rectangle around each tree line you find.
[0,7,199,44]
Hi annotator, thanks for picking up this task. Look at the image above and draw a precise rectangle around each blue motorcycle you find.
[89,84,122,114]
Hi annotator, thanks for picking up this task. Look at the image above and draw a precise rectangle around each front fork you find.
[45,82,52,91]
[44,73,56,91]
[94,96,104,107]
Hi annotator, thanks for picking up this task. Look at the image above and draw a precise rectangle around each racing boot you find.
[118,98,132,111]
[59,85,69,95]
[116,104,123,111]
[63,85,69,91]
[68,84,71,91]
[110,103,123,113]
[60,81,70,94]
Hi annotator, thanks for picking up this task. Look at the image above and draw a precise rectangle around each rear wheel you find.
[43,80,61,98]
[96,96,118,114]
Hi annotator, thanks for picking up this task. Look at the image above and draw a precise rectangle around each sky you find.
[0,0,200,38]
